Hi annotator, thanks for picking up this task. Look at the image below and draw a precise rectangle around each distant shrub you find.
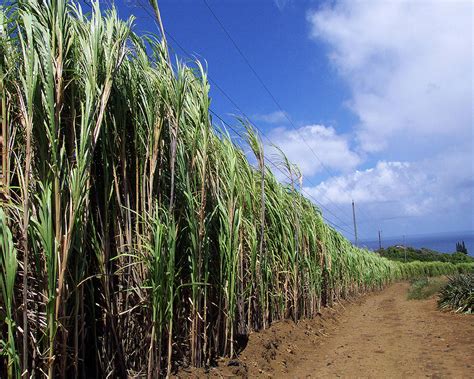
[407,277,446,300]
[377,246,474,264]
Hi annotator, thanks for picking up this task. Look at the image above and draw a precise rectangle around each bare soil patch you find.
[174,282,474,378]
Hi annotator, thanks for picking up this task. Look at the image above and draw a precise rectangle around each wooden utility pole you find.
[352,200,358,246]
[378,230,382,250]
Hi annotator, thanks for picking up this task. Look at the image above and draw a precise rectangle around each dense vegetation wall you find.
[0,1,472,377]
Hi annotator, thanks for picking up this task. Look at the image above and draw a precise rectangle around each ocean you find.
[359,230,474,257]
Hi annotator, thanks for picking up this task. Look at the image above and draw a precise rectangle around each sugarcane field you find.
[1,0,473,378]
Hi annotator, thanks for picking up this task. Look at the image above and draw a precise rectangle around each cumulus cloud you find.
[305,161,431,212]
[308,1,473,153]
[266,124,361,177]
[305,150,474,230]
[302,1,474,235]
[253,110,289,124]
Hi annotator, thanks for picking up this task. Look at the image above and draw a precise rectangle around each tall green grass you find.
[0,209,18,378]
[1,1,473,377]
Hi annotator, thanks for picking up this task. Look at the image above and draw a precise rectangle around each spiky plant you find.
[438,273,474,314]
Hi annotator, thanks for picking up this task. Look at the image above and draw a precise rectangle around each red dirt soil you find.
[174,282,474,378]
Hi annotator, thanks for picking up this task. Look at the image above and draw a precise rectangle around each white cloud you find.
[303,1,474,236]
[308,1,473,153]
[274,0,291,11]
[254,110,289,124]
[305,161,430,212]
[266,124,361,178]
[305,151,474,230]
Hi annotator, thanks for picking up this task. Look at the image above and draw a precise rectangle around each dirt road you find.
[180,282,474,378]
[288,282,474,378]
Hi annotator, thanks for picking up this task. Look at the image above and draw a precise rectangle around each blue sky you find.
[109,0,473,242]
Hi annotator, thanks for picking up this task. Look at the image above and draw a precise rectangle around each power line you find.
[70,0,360,235]
[201,0,345,182]
[208,109,355,235]
[94,0,373,237]
[165,37,354,233]
[163,29,354,229]
[131,0,354,231]
[129,0,356,236]
[200,0,369,224]
[209,109,356,237]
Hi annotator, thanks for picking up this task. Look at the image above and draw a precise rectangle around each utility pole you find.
[352,200,358,246]
[378,230,382,250]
